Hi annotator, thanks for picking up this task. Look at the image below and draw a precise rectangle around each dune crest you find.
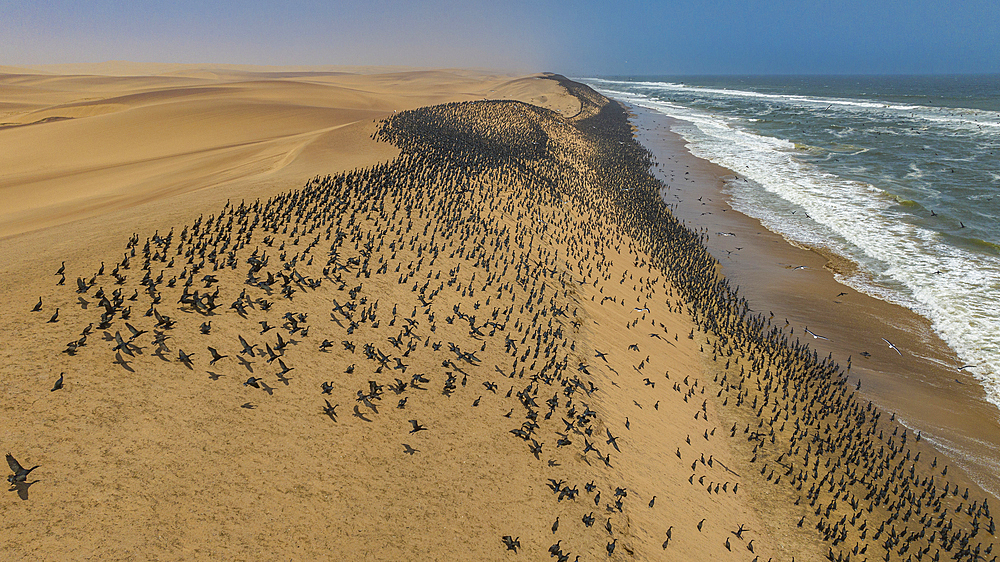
[0,66,569,239]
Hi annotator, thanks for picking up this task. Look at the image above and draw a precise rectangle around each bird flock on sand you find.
[10,76,997,561]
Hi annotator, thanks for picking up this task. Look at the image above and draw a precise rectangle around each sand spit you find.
[1,71,995,561]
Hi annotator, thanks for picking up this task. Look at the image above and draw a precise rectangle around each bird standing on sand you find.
[51,372,64,392]
[501,536,520,552]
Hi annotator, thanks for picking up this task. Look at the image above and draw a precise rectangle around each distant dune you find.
[0,65,576,239]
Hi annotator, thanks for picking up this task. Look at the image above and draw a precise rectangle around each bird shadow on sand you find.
[237,356,254,373]
[9,480,37,501]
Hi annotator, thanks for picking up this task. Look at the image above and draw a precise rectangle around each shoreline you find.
[625,103,1000,500]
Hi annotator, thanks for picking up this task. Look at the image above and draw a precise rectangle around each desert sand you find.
[1,66,995,562]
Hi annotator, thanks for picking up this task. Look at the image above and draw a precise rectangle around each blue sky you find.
[2,0,997,75]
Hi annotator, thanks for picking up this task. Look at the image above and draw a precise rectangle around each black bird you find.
[112,331,135,357]
[501,536,520,552]
[606,429,621,452]
[321,381,334,394]
[244,377,261,388]
[51,372,64,392]
[6,453,39,485]
[31,297,42,312]
[409,419,427,433]
[322,400,338,421]
[529,439,543,459]
[125,322,147,341]
[178,349,195,368]
[607,539,617,556]
[552,517,559,533]
[238,335,256,357]
[47,308,60,323]
[277,358,293,376]
[208,346,228,365]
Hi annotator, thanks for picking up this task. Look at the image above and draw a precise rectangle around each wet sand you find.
[629,106,1000,500]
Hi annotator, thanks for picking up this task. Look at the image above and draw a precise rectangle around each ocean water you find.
[583,75,1000,408]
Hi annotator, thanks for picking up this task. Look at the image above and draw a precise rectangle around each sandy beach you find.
[629,107,1000,500]
[1,66,996,562]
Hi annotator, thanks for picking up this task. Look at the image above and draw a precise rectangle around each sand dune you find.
[0,66,569,239]
[2,67,996,562]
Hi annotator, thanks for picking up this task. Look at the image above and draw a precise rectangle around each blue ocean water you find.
[583,75,1000,407]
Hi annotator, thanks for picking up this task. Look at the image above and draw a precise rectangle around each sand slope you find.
[0,66,571,239]
[0,67,783,561]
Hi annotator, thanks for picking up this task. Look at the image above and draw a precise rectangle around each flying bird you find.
[208,346,228,365]
[804,327,829,341]
[6,453,40,485]
[881,337,903,355]
[322,400,338,421]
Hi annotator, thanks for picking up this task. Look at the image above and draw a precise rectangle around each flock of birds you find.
[8,75,998,560]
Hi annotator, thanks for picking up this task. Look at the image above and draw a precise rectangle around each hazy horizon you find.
[3,0,998,75]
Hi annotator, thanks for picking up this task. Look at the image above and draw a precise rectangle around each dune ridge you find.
[0,67,575,239]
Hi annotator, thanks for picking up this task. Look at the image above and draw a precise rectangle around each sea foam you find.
[587,80,1000,411]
